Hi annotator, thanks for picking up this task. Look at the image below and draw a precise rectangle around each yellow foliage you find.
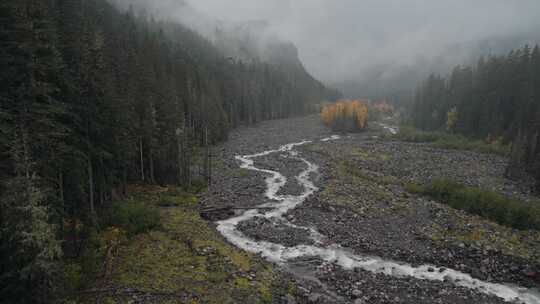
[321,99,369,131]
[103,226,126,246]
[446,107,458,132]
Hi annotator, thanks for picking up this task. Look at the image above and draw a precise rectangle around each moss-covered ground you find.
[76,185,295,304]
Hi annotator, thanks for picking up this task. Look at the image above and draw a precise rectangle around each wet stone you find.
[237,217,316,247]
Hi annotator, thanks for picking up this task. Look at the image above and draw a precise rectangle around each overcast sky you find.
[116,0,540,85]
[185,0,540,84]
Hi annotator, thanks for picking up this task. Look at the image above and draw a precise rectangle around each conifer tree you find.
[1,1,64,302]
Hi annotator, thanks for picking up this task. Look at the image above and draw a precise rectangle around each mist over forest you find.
[113,0,540,101]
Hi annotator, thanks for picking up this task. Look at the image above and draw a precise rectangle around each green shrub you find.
[186,178,208,194]
[393,127,509,156]
[63,263,83,294]
[423,179,463,201]
[404,182,424,194]
[104,201,161,235]
[393,126,442,143]
[410,179,540,231]
[432,137,509,156]
[72,228,106,291]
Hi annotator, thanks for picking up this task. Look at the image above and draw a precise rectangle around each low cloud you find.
[112,0,540,89]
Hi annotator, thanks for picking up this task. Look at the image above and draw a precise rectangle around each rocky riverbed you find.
[202,115,540,304]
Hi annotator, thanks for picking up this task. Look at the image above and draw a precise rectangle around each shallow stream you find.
[216,136,540,304]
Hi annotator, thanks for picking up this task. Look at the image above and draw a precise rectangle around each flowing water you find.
[379,123,399,135]
[216,136,540,304]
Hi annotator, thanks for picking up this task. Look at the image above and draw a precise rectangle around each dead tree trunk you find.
[139,137,145,182]
[205,126,212,187]
[87,157,95,216]
[149,147,155,184]
[176,128,184,184]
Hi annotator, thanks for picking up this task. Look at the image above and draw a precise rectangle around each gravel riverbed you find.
[202,115,540,304]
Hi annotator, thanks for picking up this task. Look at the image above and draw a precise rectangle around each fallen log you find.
[80,287,182,298]
[199,205,271,221]
[199,206,235,221]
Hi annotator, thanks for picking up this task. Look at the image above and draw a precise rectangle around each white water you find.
[321,135,342,142]
[379,123,399,135]
[216,138,540,304]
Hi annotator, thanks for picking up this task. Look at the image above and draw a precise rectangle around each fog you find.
[113,0,540,97]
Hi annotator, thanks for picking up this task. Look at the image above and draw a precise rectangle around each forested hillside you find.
[410,45,540,185]
[0,0,335,302]
[335,33,540,109]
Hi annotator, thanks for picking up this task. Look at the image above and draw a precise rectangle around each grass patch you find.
[406,179,540,231]
[393,126,509,156]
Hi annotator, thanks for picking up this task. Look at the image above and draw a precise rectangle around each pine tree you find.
[0,1,64,302]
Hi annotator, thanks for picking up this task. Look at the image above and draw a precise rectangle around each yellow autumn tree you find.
[321,100,369,132]
[446,107,458,133]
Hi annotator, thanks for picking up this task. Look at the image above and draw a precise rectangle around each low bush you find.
[103,200,161,235]
[185,178,208,194]
[407,179,540,231]
[432,137,509,156]
[404,182,425,194]
[393,127,509,156]
[63,263,83,294]
[392,126,442,143]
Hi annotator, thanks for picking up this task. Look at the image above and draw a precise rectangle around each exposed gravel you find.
[317,262,508,304]
[202,115,332,209]
[237,217,316,247]
[202,115,540,303]
[291,196,540,289]
[342,140,535,201]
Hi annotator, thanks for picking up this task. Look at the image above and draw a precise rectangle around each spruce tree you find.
[0,1,64,302]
